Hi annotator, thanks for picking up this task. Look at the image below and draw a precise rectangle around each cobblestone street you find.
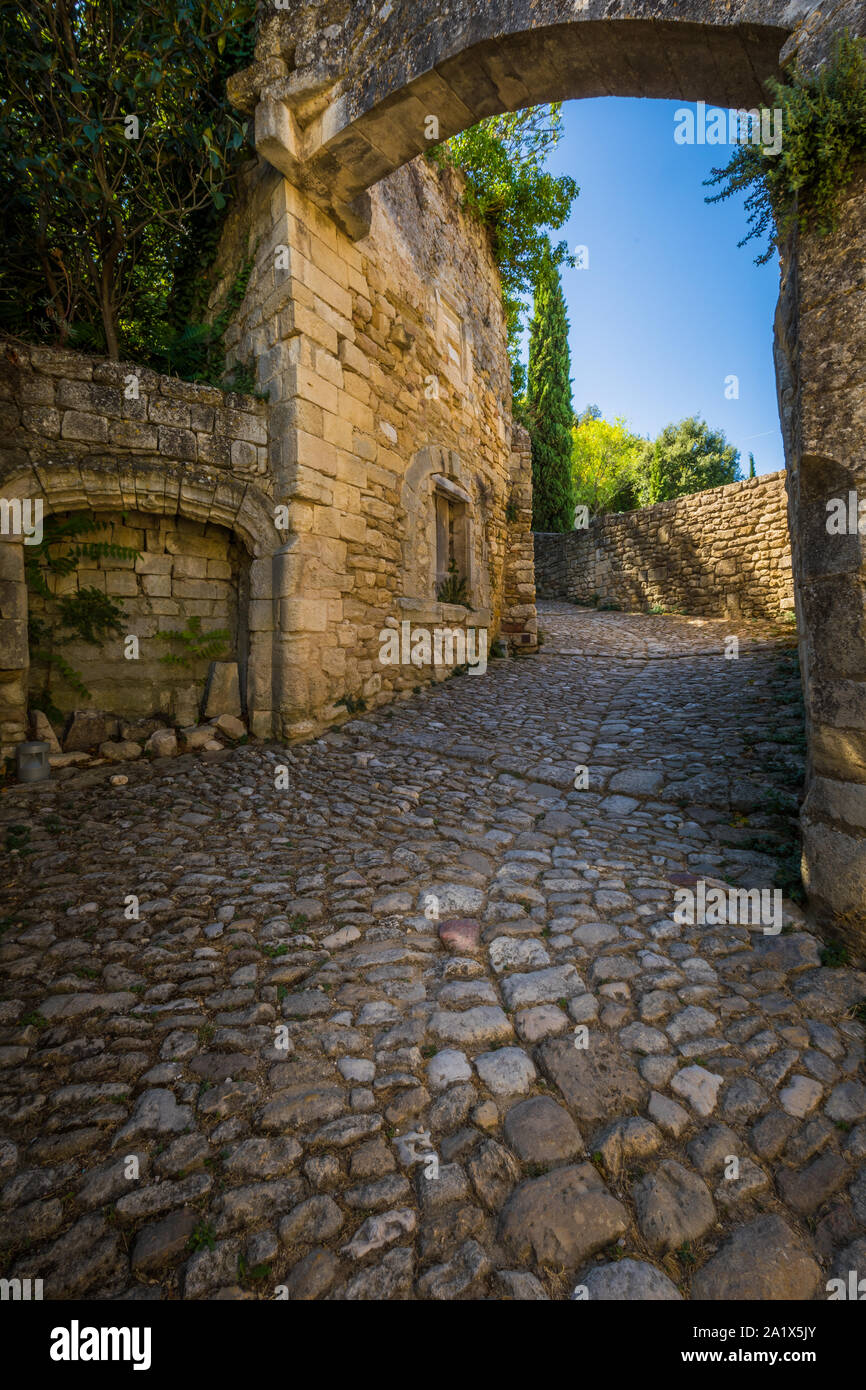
[1,603,864,1301]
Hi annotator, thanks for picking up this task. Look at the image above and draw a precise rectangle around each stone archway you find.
[231,2,802,234]
[0,459,282,753]
[232,0,866,947]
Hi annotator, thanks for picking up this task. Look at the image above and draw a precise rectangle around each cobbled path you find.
[1,603,865,1301]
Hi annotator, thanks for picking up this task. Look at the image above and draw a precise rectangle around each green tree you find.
[643,417,741,505]
[0,0,256,359]
[431,106,578,406]
[571,408,647,515]
[527,246,575,531]
[749,452,757,478]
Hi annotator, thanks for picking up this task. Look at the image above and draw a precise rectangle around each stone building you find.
[0,153,537,751]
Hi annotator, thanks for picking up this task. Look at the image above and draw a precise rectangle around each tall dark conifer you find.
[527,246,574,531]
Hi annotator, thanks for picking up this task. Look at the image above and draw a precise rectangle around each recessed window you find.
[433,475,471,602]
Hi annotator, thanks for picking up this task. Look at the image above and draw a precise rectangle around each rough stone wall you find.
[502,425,538,648]
[534,472,794,620]
[212,152,530,740]
[774,165,866,949]
[27,511,244,725]
[0,343,269,475]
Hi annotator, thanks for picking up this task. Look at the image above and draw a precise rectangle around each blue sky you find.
[525,98,785,476]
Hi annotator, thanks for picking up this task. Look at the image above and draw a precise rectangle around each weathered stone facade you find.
[502,426,538,650]
[208,151,535,739]
[774,170,866,949]
[27,510,245,726]
[535,472,794,621]
[0,344,278,755]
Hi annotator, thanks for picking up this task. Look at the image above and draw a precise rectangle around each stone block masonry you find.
[0,342,269,479]
[211,152,536,740]
[534,472,793,621]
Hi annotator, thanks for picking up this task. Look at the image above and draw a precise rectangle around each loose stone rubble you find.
[0,604,863,1301]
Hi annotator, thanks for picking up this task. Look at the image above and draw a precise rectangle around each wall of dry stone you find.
[0,343,269,474]
[534,471,794,620]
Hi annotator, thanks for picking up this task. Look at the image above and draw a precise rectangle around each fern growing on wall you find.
[25,512,139,721]
[155,616,230,669]
[436,558,470,607]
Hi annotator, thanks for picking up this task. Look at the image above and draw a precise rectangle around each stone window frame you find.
[400,446,489,616]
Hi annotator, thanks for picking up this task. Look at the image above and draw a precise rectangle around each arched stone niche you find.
[400,444,490,613]
[0,458,282,752]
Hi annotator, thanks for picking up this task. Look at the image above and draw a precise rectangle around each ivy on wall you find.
[429,107,578,406]
[25,513,140,721]
[705,30,866,262]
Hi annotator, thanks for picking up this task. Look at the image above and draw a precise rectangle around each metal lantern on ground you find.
[15,740,50,783]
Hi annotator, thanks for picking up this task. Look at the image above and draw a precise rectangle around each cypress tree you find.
[527,245,575,532]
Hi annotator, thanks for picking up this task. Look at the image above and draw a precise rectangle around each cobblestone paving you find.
[1,603,865,1301]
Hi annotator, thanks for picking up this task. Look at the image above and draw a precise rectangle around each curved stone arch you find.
[400,443,489,609]
[1,456,279,556]
[243,0,807,227]
[0,457,283,744]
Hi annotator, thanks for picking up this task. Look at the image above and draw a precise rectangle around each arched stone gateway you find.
[226,1,866,945]
[228,0,848,235]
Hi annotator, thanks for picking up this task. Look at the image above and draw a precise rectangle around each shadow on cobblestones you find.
[1,605,864,1301]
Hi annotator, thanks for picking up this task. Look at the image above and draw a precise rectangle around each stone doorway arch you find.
[232,0,866,946]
